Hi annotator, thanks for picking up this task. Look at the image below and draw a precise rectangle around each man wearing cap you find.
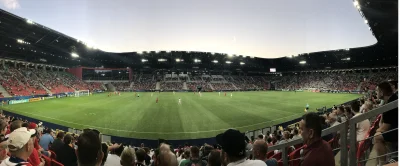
[0,127,44,166]
[216,129,266,166]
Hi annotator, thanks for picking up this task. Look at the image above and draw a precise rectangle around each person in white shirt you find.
[351,101,370,142]
[216,129,266,166]
[178,98,182,105]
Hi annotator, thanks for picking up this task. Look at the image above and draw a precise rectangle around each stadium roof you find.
[0,0,397,73]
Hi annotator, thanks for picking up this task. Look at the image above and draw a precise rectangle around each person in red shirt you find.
[299,112,335,166]
[156,97,158,104]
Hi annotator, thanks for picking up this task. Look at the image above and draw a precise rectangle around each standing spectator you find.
[104,144,124,166]
[76,130,104,166]
[299,113,335,166]
[0,127,44,166]
[50,131,64,152]
[216,129,266,166]
[350,101,370,142]
[143,147,151,166]
[253,140,278,166]
[373,81,398,165]
[55,134,77,166]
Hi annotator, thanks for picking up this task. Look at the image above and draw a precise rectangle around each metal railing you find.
[266,100,398,166]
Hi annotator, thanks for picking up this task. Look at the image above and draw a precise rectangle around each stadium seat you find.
[356,115,382,166]
[42,155,52,166]
[289,145,306,166]
[270,152,282,161]
[267,151,275,158]
[48,150,57,161]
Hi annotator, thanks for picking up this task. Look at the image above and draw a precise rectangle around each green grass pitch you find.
[3,91,360,140]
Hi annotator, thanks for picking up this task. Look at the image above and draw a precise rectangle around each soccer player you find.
[230,93,233,98]
[178,98,182,105]
[118,92,121,96]
[304,103,309,112]
[199,92,202,97]
[137,93,140,98]
[151,93,153,97]
[224,92,226,96]
[173,91,175,95]
[156,97,158,103]
[219,91,221,96]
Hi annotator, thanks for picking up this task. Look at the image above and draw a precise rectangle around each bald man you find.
[253,140,278,166]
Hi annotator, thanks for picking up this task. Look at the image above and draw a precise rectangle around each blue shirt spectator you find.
[39,130,54,151]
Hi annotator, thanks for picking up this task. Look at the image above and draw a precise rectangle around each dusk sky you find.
[1,0,377,58]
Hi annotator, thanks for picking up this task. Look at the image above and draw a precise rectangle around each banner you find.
[9,99,29,105]
[29,98,41,102]
[43,96,56,100]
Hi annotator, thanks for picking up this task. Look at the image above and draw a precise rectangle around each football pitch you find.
[3,91,360,140]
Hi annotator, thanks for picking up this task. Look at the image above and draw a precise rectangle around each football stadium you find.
[0,0,398,166]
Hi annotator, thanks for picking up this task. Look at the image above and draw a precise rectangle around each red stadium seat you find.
[48,150,57,161]
[42,155,52,166]
[289,145,306,166]
[356,115,382,166]
[267,151,274,158]
[270,152,282,161]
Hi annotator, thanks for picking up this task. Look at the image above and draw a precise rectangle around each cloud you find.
[0,0,20,9]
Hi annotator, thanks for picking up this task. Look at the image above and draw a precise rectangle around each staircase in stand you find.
[0,84,11,97]
[208,83,214,90]
[156,82,160,90]
[183,82,188,90]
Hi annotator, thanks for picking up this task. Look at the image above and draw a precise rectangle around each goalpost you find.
[74,90,90,97]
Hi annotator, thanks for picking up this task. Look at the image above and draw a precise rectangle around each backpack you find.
[185,159,207,166]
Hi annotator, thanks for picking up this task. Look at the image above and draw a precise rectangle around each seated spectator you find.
[101,143,109,166]
[216,129,266,166]
[207,150,221,166]
[373,81,398,165]
[1,127,44,166]
[120,147,135,166]
[38,128,53,157]
[135,148,146,166]
[299,113,334,166]
[184,146,207,166]
[179,150,190,166]
[253,140,278,166]
[350,101,370,142]
[50,131,64,152]
[291,129,301,140]
[158,144,178,166]
[266,137,273,147]
[55,134,77,166]
[0,134,9,163]
[104,144,124,166]
[0,120,7,136]
[76,130,103,166]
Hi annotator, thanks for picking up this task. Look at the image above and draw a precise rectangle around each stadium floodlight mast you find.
[71,53,79,58]
[299,61,306,64]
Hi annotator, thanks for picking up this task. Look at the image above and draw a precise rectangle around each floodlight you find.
[364,19,368,24]
[353,1,358,7]
[240,62,245,65]
[142,59,148,62]
[71,53,79,58]
[212,60,218,63]
[194,59,201,63]
[226,61,232,64]
[17,39,23,43]
[299,61,306,64]
[26,19,34,24]
[176,58,181,62]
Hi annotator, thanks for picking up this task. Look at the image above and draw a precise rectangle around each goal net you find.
[74,90,90,97]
